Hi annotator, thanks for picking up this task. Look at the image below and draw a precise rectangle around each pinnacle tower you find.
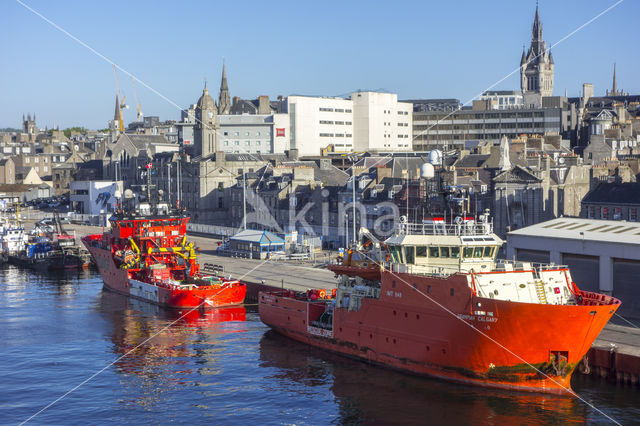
[218,63,231,115]
[520,5,554,108]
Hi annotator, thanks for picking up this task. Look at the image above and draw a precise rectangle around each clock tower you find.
[194,82,220,158]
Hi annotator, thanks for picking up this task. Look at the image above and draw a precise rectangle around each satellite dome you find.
[420,163,435,179]
[428,150,442,165]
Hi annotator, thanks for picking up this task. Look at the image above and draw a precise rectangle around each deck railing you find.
[397,221,493,236]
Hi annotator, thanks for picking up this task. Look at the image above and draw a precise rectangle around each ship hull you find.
[259,271,620,394]
[8,253,90,271]
[84,238,246,309]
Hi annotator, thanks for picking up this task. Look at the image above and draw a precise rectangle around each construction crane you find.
[112,64,128,132]
[131,76,143,122]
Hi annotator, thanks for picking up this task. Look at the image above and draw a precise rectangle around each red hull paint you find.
[327,264,381,281]
[84,238,246,309]
[259,270,620,394]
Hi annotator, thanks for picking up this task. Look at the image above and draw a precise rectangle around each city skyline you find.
[1,0,636,129]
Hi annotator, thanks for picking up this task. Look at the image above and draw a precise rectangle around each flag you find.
[146,163,152,169]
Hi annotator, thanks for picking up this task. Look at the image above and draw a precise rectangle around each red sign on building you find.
[276,128,285,137]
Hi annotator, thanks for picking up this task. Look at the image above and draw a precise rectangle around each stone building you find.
[581,182,640,221]
[22,113,38,142]
[520,6,554,108]
[193,83,220,159]
[0,158,16,184]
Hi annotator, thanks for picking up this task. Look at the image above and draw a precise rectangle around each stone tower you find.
[194,82,219,158]
[218,64,231,115]
[22,113,37,140]
[520,6,554,108]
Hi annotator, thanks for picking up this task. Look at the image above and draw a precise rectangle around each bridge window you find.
[405,246,415,264]
[416,246,427,257]
[440,247,450,258]
[463,247,473,258]
[483,246,494,257]
[429,246,439,258]
[451,247,460,258]
[473,247,483,258]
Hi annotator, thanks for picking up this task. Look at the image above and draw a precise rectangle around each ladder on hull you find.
[535,280,548,304]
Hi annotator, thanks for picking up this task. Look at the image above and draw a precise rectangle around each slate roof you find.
[582,182,640,205]
[455,154,490,169]
[125,134,172,149]
[230,229,284,244]
[493,166,541,183]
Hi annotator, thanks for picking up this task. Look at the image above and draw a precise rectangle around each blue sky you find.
[1,0,637,129]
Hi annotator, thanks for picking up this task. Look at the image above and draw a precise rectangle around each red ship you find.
[260,215,620,394]
[82,200,245,309]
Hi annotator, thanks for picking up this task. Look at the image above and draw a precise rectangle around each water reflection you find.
[98,290,246,408]
[259,330,591,425]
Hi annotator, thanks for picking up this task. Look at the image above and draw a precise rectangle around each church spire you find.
[114,95,121,122]
[532,4,542,41]
[218,62,231,115]
[612,63,617,95]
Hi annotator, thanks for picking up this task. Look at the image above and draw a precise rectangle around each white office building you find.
[286,91,412,157]
[219,114,290,154]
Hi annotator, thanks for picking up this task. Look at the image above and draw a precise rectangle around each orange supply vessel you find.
[83,201,245,309]
[260,214,620,394]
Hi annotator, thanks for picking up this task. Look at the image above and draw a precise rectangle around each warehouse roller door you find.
[562,253,599,293]
[515,249,549,264]
[613,258,640,320]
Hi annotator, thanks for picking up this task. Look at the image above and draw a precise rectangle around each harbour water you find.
[0,266,638,425]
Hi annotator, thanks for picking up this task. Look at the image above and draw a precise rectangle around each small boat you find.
[259,213,620,394]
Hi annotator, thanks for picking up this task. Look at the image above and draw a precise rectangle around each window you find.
[463,247,473,258]
[234,141,239,145]
[473,247,483,258]
[319,107,334,112]
[630,208,637,221]
[218,182,224,191]
[246,140,251,146]
[429,246,439,258]
[345,109,352,113]
[223,141,229,146]
[25,158,30,164]
[405,246,415,264]
[483,247,494,257]
[451,247,460,258]
[440,247,450,258]
[256,141,261,146]
[256,131,261,136]
[245,132,250,136]
[234,132,239,136]
[223,131,229,136]
[416,246,427,257]
[335,108,344,113]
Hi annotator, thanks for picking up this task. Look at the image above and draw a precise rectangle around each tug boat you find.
[82,200,245,309]
[259,214,621,394]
